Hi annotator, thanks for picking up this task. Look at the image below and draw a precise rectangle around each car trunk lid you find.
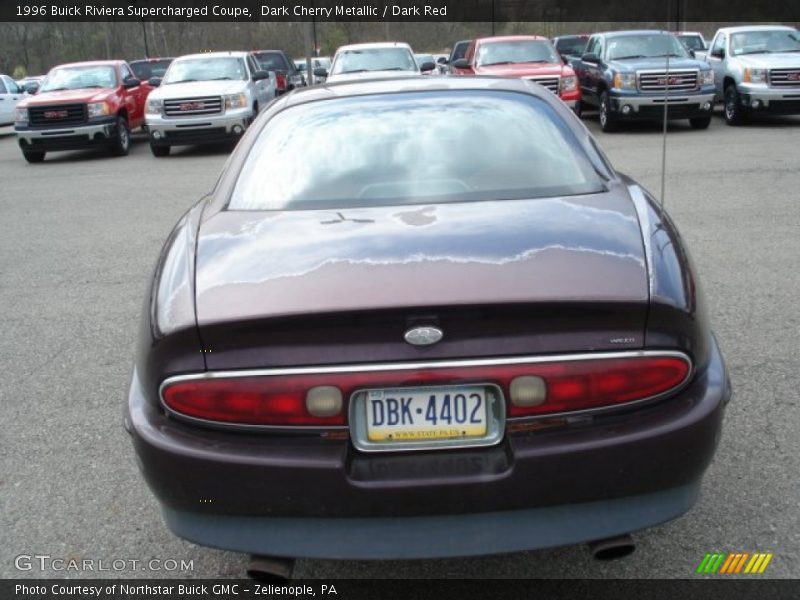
[195,188,649,369]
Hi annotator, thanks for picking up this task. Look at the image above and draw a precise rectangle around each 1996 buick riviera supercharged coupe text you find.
[126,77,730,573]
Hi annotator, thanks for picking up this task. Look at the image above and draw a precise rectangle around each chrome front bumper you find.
[737,83,800,112]
[609,91,715,113]
[146,108,252,135]
[15,119,117,145]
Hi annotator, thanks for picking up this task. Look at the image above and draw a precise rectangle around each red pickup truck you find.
[452,36,582,113]
[14,60,151,163]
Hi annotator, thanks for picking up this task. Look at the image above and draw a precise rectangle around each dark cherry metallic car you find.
[126,76,730,568]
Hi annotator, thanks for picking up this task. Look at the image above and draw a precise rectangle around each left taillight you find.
[275,73,287,91]
[161,376,347,427]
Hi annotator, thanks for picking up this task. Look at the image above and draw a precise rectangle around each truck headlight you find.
[223,93,247,110]
[87,101,111,118]
[15,107,28,124]
[743,68,767,84]
[613,73,636,90]
[700,70,714,86]
[146,98,162,115]
[560,75,578,93]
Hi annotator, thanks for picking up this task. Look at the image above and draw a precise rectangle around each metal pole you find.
[304,19,313,84]
[141,20,150,58]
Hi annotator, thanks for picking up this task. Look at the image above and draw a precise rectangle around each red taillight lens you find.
[162,376,347,427]
[504,355,690,418]
[161,354,690,427]
[276,73,287,90]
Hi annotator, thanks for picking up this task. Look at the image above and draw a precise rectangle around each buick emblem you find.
[404,326,444,346]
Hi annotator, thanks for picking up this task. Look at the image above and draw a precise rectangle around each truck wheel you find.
[689,116,711,129]
[599,91,618,132]
[150,143,170,157]
[109,116,131,156]
[724,85,747,126]
[22,150,46,163]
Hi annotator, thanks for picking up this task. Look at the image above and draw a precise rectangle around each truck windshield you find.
[730,30,800,55]
[39,66,117,92]
[331,48,417,75]
[476,41,560,66]
[163,57,247,84]
[606,34,688,60]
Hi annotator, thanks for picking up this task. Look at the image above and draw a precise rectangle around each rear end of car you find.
[127,79,729,560]
[253,50,303,94]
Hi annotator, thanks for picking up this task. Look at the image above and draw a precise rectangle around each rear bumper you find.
[15,117,118,151]
[127,337,730,558]
[164,483,699,560]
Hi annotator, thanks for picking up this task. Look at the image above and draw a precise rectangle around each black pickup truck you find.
[571,30,716,132]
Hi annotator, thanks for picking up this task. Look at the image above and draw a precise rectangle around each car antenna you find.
[659,13,672,215]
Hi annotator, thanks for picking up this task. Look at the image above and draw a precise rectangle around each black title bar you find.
[2,0,799,22]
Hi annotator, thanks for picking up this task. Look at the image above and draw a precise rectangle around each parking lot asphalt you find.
[1,110,798,579]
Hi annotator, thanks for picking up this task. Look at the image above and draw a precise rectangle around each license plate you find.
[364,385,488,443]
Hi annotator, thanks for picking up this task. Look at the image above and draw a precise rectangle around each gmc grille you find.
[769,68,800,88]
[638,70,699,92]
[28,104,87,127]
[524,77,560,94]
[163,96,223,117]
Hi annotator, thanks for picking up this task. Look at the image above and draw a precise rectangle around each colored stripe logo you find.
[697,552,773,574]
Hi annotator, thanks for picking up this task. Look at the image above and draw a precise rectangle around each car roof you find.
[52,60,125,69]
[598,30,676,38]
[716,25,796,34]
[281,74,554,109]
[476,35,550,44]
[175,51,251,61]
[129,57,174,63]
[336,42,413,52]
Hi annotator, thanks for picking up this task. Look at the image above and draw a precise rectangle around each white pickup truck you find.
[696,25,800,125]
[144,51,277,156]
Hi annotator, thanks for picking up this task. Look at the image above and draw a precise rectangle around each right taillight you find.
[275,73,287,91]
[505,355,691,418]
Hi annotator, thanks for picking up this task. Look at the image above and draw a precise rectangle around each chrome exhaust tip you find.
[246,555,295,581]
[588,534,635,560]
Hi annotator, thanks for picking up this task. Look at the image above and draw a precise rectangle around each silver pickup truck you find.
[145,51,277,156]
[696,25,800,125]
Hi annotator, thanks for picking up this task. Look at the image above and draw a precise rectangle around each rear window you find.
[229,91,605,211]
[555,37,588,56]
[130,59,172,80]
[254,52,290,72]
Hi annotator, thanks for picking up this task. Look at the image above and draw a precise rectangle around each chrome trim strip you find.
[348,383,506,453]
[627,184,655,300]
[159,350,692,434]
